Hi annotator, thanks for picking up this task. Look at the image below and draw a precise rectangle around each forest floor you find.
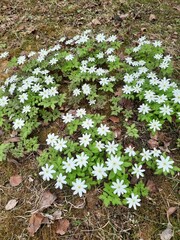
[0,0,179,239]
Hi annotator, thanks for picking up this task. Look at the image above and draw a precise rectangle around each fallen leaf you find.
[146,180,157,193]
[149,14,157,21]
[53,210,62,220]
[5,199,18,210]
[56,219,70,235]
[91,19,101,25]
[109,116,120,123]
[4,137,20,143]
[9,175,22,187]
[38,190,57,210]
[27,212,44,236]
[148,138,159,149]
[160,223,173,240]
[114,128,122,139]
[167,207,177,218]
[114,87,122,97]
[119,13,129,20]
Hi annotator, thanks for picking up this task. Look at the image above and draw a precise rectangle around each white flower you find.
[131,164,145,178]
[82,118,94,130]
[31,83,42,93]
[55,173,67,189]
[96,52,104,59]
[125,57,133,65]
[28,51,36,57]
[95,141,105,152]
[111,179,127,196]
[82,84,91,95]
[96,68,106,76]
[49,58,58,65]
[46,133,58,147]
[88,57,95,62]
[107,55,116,62]
[124,74,134,83]
[32,67,41,75]
[89,99,96,105]
[88,66,97,74]
[149,119,162,132]
[97,124,110,136]
[65,54,74,61]
[126,193,141,210]
[0,96,9,107]
[76,108,86,118]
[62,157,76,173]
[107,35,117,42]
[19,93,28,103]
[156,94,168,104]
[96,33,106,42]
[13,118,25,130]
[79,133,92,147]
[39,164,56,181]
[154,54,163,60]
[44,75,54,84]
[156,155,174,173]
[62,113,74,124]
[73,88,81,96]
[54,138,67,152]
[122,85,133,94]
[49,86,58,97]
[163,55,172,62]
[140,148,152,161]
[106,48,114,55]
[0,51,9,59]
[153,40,162,47]
[92,163,107,180]
[105,141,119,155]
[39,88,50,99]
[138,103,150,114]
[159,61,169,69]
[80,65,88,73]
[106,155,123,173]
[151,148,161,157]
[75,152,89,168]
[22,105,31,114]
[125,146,136,157]
[17,55,26,65]
[158,78,170,91]
[159,104,173,116]
[144,90,156,103]
[71,179,87,197]
[99,77,109,86]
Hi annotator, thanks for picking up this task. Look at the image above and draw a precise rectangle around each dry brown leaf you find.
[9,175,22,187]
[160,223,173,240]
[4,137,20,143]
[149,14,157,21]
[109,116,120,123]
[53,210,62,220]
[92,19,101,25]
[38,190,57,210]
[56,219,70,235]
[148,138,159,149]
[114,128,122,139]
[119,13,129,20]
[27,212,44,236]
[5,199,18,210]
[146,180,157,193]
[167,207,177,218]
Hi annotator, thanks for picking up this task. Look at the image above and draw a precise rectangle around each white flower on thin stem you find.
[97,124,110,136]
[76,108,86,118]
[17,55,26,65]
[62,113,74,124]
[140,148,152,161]
[19,93,28,103]
[62,157,76,173]
[138,103,150,114]
[0,96,9,107]
[55,173,67,189]
[22,105,31,114]
[92,163,107,180]
[82,84,91,95]
[39,164,56,181]
[156,94,167,104]
[73,88,81,96]
[82,118,94,130]
[71,179,87,197]
[13,118,25,130]
[54,138,67,152]
[149,119,162,132]
[126,193,141,210]
[151,148,161,157]
[75,152,89,168]
[106,155,123,173]
[158,78,170,91]
[79,133,92,147]
[49,58,58,65]
[111,179,127,196]
[131,164,145,179]
[156,155,174,173]
[0,51,9,59]
[122,85,133,95]
[105,141,119,155]
[144,90,156,103]
[107,55,116,62]
[95,141,105,152]
[65,54,74,61]
[125,146,136,157]
[46,133,58,147]
[96,33,106,43]
[159,104,173,116]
